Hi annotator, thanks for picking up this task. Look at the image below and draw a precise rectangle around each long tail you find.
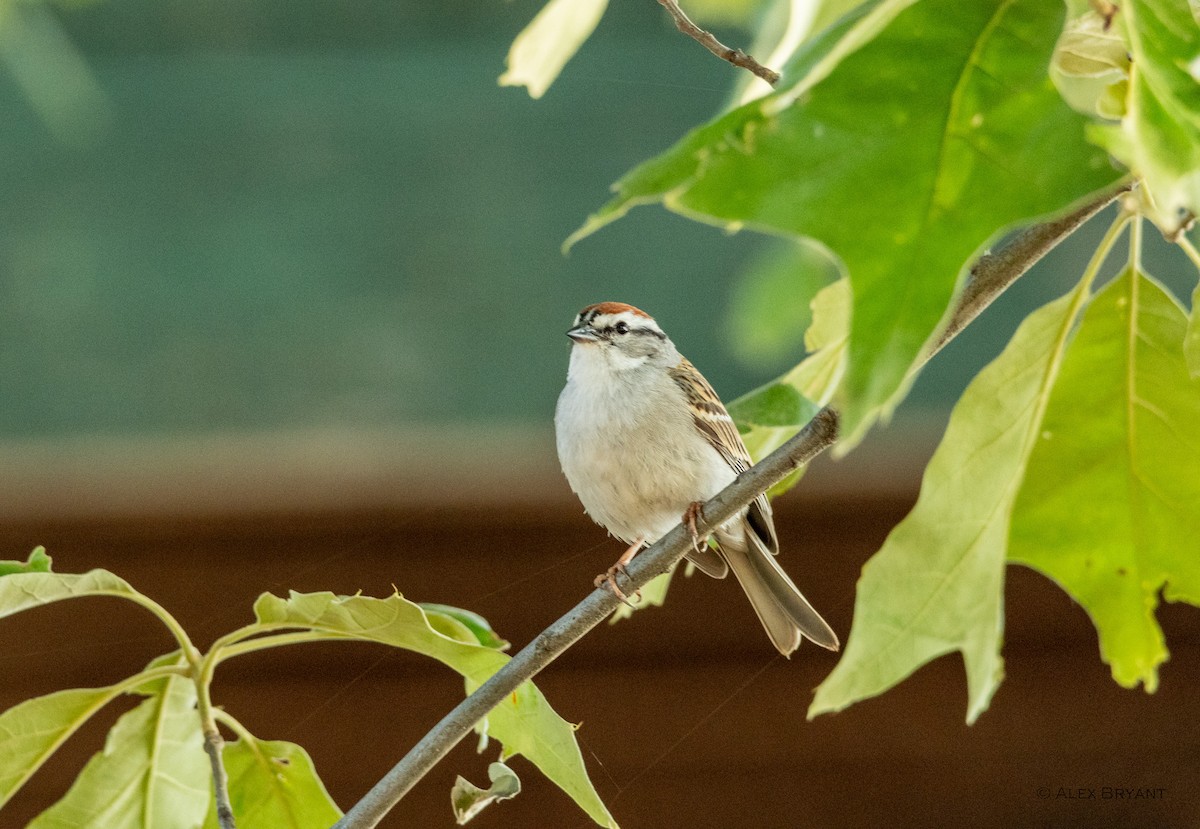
[717,529,839,657]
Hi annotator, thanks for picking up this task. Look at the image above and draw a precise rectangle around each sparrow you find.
[554,302,839,656]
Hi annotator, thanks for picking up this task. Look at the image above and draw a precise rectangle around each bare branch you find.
[656,0,780,86]
[203,724,237,829]
[330,180,1131,829]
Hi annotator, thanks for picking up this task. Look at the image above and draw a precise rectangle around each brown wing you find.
[668,358,779,555]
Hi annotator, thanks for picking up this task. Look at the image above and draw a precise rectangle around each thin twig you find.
[202,723,237,829]
[330,181,1130,829]
[657,0,780,86]
[331,408,839,829]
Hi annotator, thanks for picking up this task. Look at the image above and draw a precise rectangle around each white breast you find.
[554,346,737,544]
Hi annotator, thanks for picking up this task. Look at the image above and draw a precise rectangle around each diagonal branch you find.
[656,0,780,86]
[330,181,1129,829]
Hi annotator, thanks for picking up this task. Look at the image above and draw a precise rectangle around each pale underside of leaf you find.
[250,591,617,828]
[0,686,124,807]
[0,569,140,622]
[810,276,1093,724]
[29,674,210,829]
[1009,269,1200,691]
[202,733,342,829]
[451,761,521,825]
[499,0,609,99]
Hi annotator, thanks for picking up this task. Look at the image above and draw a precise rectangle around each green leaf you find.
[451,762,521,825]
[570,0,1118,444]
[810,276,1093,724]
[733,278,849,493]
[421,603,511,651]
[728,382,819,430]
[1089,0,1200,233]
[0,686,123,807]
[29,673,210,829]
[609,570,675,623]
[201,735,341,829]
[725,240,840,367]
[0,568,141,622]
[1186,277,1200,377]
[498,0,609,99]
[1009,269,1200,691]
[251,591,617,829]
[0,545,52,577]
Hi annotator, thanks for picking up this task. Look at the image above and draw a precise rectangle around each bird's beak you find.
[566,325,599,343]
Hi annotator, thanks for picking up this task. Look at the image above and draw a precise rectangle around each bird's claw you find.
[683,501,707,554]
[594,564,640,607]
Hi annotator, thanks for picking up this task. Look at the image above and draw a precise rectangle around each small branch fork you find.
[657,0,780,86]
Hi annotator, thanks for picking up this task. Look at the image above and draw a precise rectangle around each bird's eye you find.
[614,321,629,335]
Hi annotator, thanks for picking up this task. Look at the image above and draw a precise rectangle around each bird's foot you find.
[594,564,641,607]
[682,502,707,554]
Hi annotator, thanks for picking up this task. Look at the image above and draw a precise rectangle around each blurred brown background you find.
[2,431,1196,828]
[2,0,1197,827]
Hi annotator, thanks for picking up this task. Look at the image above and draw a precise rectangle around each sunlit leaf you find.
[1186,277,1200,377]
[499,0,608,99]
[451,761,521,825]
[1089,0,1200,233]
[0,545,52,577]
[734,278,849,493]
[1009,268,1200,691]
[29,673,210,829]
[201,735,341,829]
[0,686,123,807]
[250,591,617,828]
[609,570,675,623]
[569,0,1118,445]
[728,382,819,431]
[811,278,1092,724]
[0,568,142,622]
[725,240,839,368]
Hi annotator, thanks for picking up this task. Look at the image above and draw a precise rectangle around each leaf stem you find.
[1129,214,1144,273]
[117,592,201,668]
[1084,212,1135,296]
[330,181,1132,829]
[213,630,355,663]
[213,708,256,744]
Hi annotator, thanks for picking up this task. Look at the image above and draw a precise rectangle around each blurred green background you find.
[0,0,1191,442]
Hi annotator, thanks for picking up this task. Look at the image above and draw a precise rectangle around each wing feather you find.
[668,358,778,555]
